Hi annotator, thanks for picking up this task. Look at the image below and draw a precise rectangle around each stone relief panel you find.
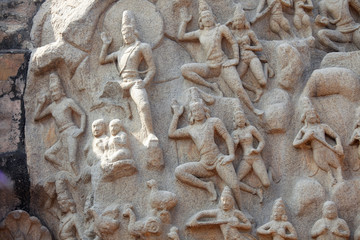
[24,0,360,239]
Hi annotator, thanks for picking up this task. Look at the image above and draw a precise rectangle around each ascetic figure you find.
[232,110,270,202]
[177,0,263,116]
[84,119,108,165]
[311,201,350,240]
[253,0,293,39]
[168,98,243,209]
[186,186,253,240]
[228,4,267,102]
[257,198,297,240]
[293,100,344,186]
[34,73,86,175]
[99,10,158,147]
[316,0,360,51]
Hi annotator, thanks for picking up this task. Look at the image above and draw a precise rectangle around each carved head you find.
[109,119,123,136]
[231,4,250,30]
[58,197,76,213]
[233,110,249,128]
[92,119,106,137]
[271,198,287,221]
[219,186,235,211]
[301,97,320,124]
[121,10,138,44]
[49,73,65,101]
[188,99,210,124]
[198,0,216,29]
[322,201,338,220]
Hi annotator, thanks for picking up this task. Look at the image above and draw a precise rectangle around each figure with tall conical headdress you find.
[168,90,243,210]
[34,72,86,176]
[99,10,160,153]
[227,3,269,102]
[177,0,263,116]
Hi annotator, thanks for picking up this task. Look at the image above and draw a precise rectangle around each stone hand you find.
[171,99,184,116]
[223,59,238,68]
[180,7,192,23]
[101,32,112,45]
[220,155,234,165]
[71,128,83,138]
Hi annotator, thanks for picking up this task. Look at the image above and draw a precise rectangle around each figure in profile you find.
[34,73,86,175]
[99,10,158,148]
[177,0,263,116]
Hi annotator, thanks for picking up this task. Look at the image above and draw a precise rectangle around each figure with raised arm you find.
[257,198,298,240]
[168,89,243,209]
[186,186,254,240]
[232,110,270,203]
[311,201,350,240]
[316,0,360,52]
[34,73,86,175]
[293,98,344,186]
[99,10,158,147]
[177,0,263,116]
[227,4,268,102]
[252,0,293,39]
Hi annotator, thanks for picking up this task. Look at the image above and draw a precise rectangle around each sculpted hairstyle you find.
[188,100,211,125]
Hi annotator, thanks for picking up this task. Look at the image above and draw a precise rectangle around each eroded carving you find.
[123,179,178,239]
[316,0,360,52]
[232,110,270,203]
[257,198,297,240]
[0,210,52,240]
[311,201,350,239]
[293,98,344,186]
[293,0,313,38]
[169,90,242,209]
[348,109,360,171]
[177,0,263,116]
[186,186,253,240]
[34,73,86,175]
[252,0,294,39]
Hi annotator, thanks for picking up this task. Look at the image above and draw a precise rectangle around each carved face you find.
[306,110,319,124]
[220,195,234,211]
[200,11,215,28]
[190,102,206,122]
[234,111,246,128]
[109,122,121,136]
[92,121,105,137]
[323,202,337,219]
[121,26,136,44]
[59,199,75,213]
[273,205,285,221]
[233,16,246,29]
[50,82,63,102]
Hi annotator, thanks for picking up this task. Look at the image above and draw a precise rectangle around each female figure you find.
[232,110,270,202]
[293,100,344,186]
[257,198,297,240]
[293,0,313,38]
[228,4,267,102]
[178,0,263,116]
[187,186,253,240]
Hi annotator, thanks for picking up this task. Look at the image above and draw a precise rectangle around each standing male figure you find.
[99,10,158,148]
[34,73,86,175]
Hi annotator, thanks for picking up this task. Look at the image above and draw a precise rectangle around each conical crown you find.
[199,0,213,17]
[122,10,136,30]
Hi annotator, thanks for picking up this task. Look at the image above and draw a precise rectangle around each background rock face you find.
[2,0,357,239]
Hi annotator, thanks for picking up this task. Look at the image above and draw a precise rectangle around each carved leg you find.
[174,162,216,200]
[317,29,351,52]
[216,163,242,209]
[44,139,62,166]
[66,133,79,175]
[253,159,270,188]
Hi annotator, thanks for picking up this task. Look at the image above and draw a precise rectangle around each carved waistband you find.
[58,123,76,133]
